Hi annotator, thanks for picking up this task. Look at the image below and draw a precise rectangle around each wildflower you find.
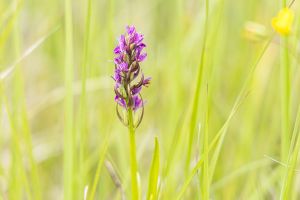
[272,7,294,36]
[113,25,150,126]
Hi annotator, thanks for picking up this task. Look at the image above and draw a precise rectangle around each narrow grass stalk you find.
[79,0,92,197]
[147,137,160,200]
[185,0,209,173]
[88,136,109,200]
[176,92,244,200]
[0,1,21,51]
[13,14,42,200]
[280,103,300,199]
[201,85,209,199]
[3,94,32,200]
[64,0,74,199]
[280,35,290,161]
[0,26,57,200]
[199,1,215,198]
[128,108,139,200]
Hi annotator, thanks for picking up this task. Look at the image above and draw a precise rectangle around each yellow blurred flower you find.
[272,7,294,36]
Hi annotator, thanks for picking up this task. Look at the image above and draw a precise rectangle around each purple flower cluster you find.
[113,26,150,112]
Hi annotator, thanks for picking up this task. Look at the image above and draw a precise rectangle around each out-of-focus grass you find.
[1,0,300,199]
[146,137,160,200]
[63,0,74,199]
[78,0,92,198]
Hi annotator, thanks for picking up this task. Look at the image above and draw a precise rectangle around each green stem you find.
[280,0,289,161]
[185,0,209,174]
[128,108,139,200]
[280,103,300,199]
[202,86,209,199]
[282,0,287,7]
[64,0,74,199]
[79,0,92,197]
[281,36,290,161]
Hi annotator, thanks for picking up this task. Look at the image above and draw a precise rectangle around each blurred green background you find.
[1,0,300,199]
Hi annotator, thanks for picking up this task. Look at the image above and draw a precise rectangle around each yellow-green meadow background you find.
[1,0,300,199]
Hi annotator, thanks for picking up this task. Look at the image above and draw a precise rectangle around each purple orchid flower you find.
[113,25,151,121]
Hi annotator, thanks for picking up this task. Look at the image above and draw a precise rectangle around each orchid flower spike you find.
[113,25,150,127]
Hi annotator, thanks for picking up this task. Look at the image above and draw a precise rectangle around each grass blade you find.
[201,85,209,199]
[88,136,110,200]
[78,0,93,198]
[63,0,75,199]
[280,103,300,199]
[176,74,253,199]
[280,36,291,160]
[185,0,209,173]
[3,93,32,200]
[147,137,160,200]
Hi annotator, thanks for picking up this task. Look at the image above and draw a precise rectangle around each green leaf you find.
[147,137,160,200]
[88,135,110,200]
